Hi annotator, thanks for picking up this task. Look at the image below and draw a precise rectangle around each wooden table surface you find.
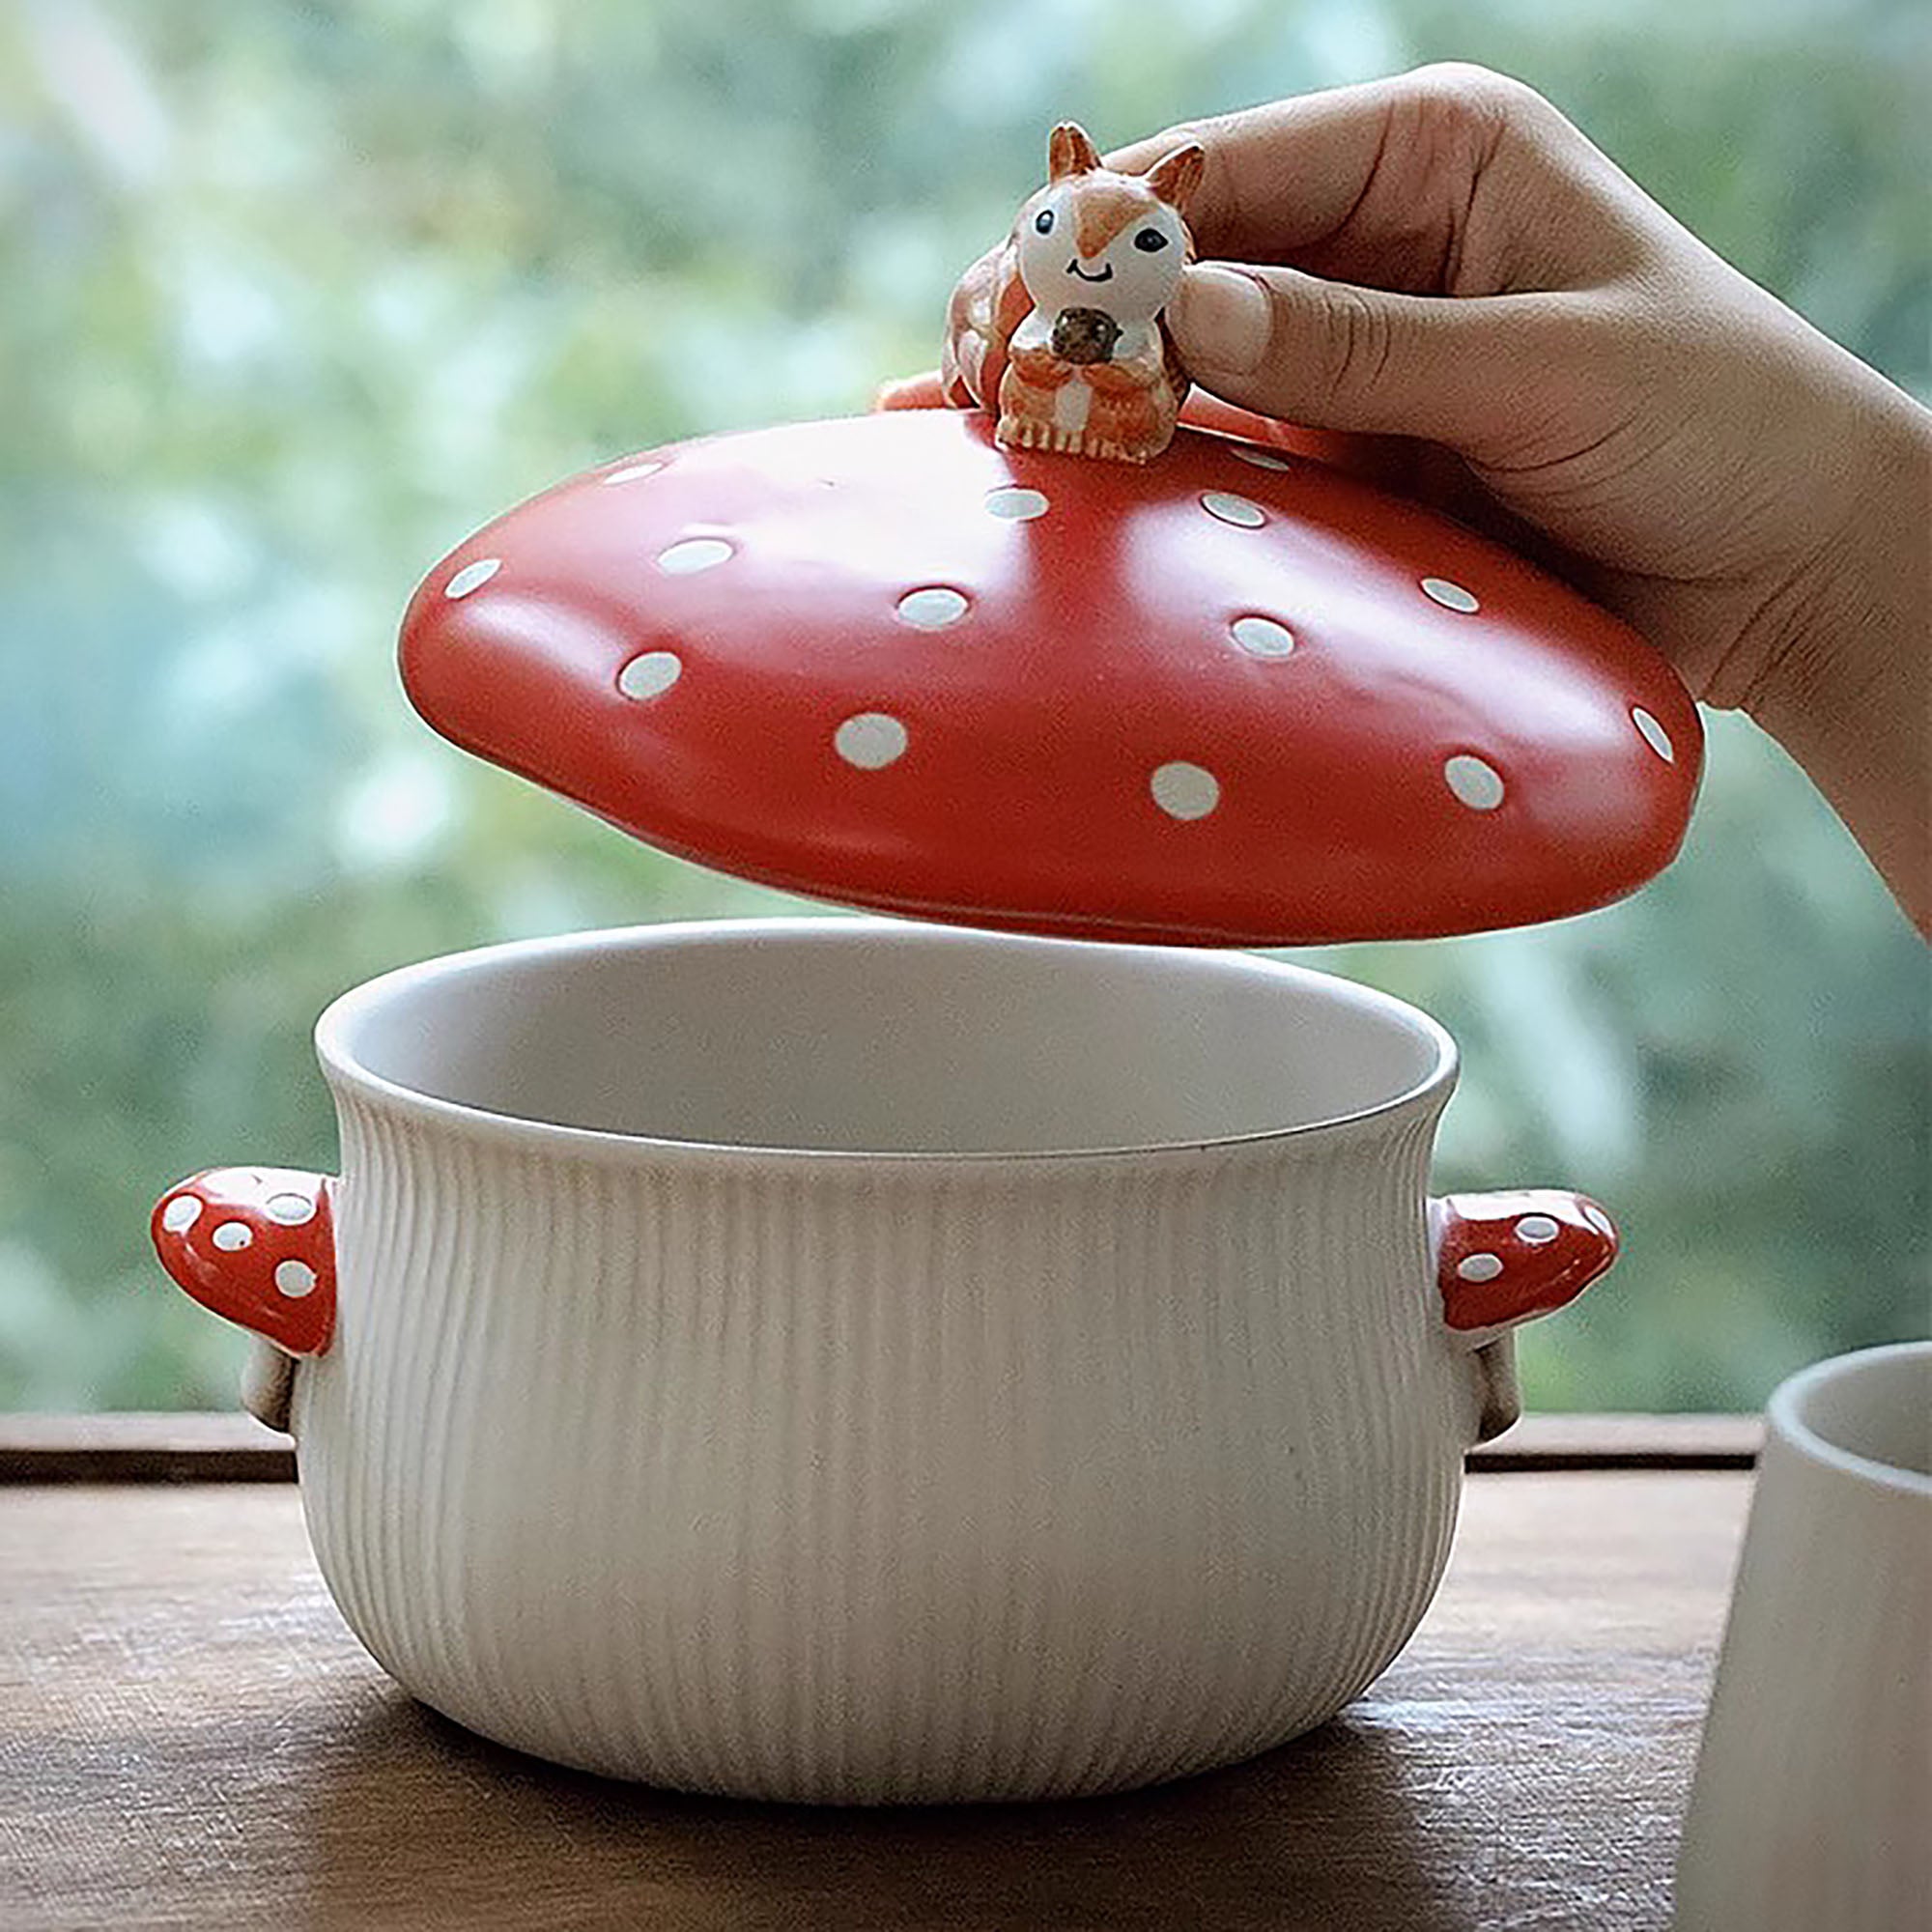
[0,1416,1757,1932]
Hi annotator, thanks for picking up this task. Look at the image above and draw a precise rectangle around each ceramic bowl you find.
[152,919,1616,1803]
[1676,1342,1932,1930]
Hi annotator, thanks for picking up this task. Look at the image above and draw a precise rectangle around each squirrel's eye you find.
[1133,228,1169,252]
[1035,208,1055,235]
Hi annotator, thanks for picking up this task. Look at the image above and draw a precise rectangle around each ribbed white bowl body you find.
[292,922,1483,1803]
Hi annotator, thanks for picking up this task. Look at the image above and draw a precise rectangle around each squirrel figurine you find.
[941,123,1206,466]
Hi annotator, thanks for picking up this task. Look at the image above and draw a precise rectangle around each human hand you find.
[1100,67,1930,929]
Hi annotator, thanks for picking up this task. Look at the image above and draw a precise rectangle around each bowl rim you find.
[1767,1342,1932,1499]
[312,917,1460,1168]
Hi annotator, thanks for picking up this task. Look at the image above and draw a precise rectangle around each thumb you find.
[1169,262,1541,451]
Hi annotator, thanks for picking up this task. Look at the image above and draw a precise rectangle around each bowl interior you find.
[1778,1344,1932,1487]
[322,922,1452,1156]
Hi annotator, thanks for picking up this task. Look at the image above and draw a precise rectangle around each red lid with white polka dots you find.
[398,408,1700,944]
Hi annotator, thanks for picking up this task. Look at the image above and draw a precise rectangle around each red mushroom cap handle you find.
[150,1167,336,1358]
[1434,1188,1618,1347]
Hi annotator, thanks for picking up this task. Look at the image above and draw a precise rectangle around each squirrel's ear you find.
[1048,123,1103,181]
[1145,141,1206,212]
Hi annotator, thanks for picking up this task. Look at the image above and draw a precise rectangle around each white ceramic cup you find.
[152,919,1617,1803]
[1676,1342,1932,1930]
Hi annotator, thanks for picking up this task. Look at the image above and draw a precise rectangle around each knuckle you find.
[1406,62,1549,130]
[1316,282,1399,405]
[1390,64,1569,190]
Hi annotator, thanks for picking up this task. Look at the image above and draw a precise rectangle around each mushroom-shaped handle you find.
[1434,1189,1617,1445]
[1434,1188,1618,1344]
[150,1167,336,1359]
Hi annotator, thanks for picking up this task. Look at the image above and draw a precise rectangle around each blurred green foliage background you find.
[2,0,1925,1413]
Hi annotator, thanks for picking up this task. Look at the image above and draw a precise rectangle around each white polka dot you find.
[1151,761,1220,821]
[1516,1214,1561,1245]
[1232,444,1295,471]
[602,461,664,485]
[1457,1253,1504,1283]
[1421,577,1480,613]
[1633,707,1675,762]
[835,713,909,770]
[212,1221,253,1252]
[1444,754,1505,811]
[444,558,501,600]
[1230,614,1295,659]
[657,537,733,575]
[617,651,683,700]
[985,487,1049,521]
[1201,491,1266,528]
[160,1195,202,1234]
[1583,1205,1617,1238]
[265,1192,318,1226]
[273,1260,318,1298]
[896,586,970,630]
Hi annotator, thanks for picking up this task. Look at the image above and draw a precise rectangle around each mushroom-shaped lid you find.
[399,408,1699,945]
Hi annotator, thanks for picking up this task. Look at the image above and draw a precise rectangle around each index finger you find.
[1107,69,1639,297]
[1104,79,1409,268]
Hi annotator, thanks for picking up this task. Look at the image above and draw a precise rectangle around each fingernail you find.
[1170,265,1269,376]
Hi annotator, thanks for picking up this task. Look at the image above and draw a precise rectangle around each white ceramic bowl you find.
[153,920,1616,1803]
[1676,1342,1932,1931]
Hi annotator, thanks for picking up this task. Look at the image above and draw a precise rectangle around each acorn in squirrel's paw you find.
[940,122,1204,465]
